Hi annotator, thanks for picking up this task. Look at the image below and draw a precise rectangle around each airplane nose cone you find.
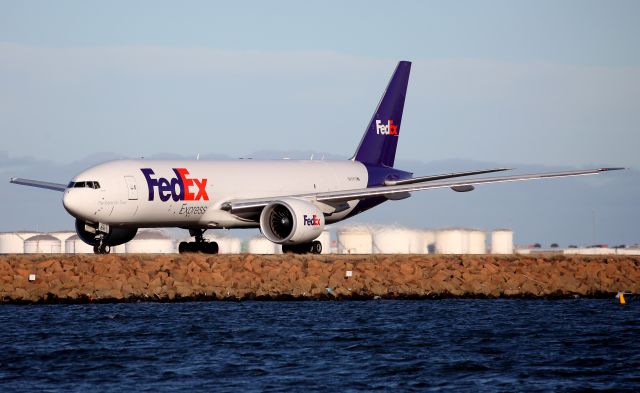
[63,190,86,218]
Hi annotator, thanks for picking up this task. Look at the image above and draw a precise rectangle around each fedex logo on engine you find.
[141,168,209,202]
[303,214,321,226]
[375,119,399,136]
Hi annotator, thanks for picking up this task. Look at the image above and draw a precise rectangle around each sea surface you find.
[0,300,638,392]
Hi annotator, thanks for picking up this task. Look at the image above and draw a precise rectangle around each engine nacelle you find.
[259,198,325,244]
[75,219,138,246]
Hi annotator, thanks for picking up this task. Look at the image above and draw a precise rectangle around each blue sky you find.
[0,1,638,245]
[2,1,639,66]
[1,0,638,167]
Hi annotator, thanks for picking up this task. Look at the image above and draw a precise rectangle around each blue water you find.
[0,300,639,392]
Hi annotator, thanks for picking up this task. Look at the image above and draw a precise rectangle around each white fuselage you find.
[62,159,369,229]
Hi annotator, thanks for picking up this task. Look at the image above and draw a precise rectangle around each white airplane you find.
[10,61,622,254]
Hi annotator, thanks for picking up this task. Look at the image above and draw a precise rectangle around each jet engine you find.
[259,198,325,244]
[75,219,138,247]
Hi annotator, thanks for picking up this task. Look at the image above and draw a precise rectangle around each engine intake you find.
[259,198,324,244]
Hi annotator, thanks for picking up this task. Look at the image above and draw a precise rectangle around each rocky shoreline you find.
[1,254,638,303]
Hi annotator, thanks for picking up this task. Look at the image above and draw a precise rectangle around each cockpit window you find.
[67,181,100,189]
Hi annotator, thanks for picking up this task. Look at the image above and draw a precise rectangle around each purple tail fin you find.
[352,61,411,167]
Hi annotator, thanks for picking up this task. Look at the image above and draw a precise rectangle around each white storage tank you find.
[209,236,242,254]
[247,236,281,254]
[65,234,94,254]
[372,226,414,254]
[24,234,61,254]
[491,229,514,254]
[436,228,469,254]
[410,229,435,254]
[330,241,338,254]
[111,244,127,254]
[468,230,487,254]
[125,230,175,253]
[48,231,76,252]
[0,232,40,254]
[408,230,425,254]
[316,230,331,254]
[337,226,372,254]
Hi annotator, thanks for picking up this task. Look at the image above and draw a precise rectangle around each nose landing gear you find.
[93,243,111,254]
[178,228,219,254]
[93,231,111,254]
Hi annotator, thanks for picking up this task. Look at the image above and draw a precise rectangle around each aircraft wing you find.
[9,177,67,192]
[315,167,624,203]
[384,167,511,185]
[222,167,624,214]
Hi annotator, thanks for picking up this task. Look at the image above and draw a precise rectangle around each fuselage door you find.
[124,176,138,200]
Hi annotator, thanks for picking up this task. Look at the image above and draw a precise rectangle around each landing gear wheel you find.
[282,241,322,254]
[93,244,111,254]
[203,242,219,254]
[311,241,322,254]
[282,244,296,254]
[178,241,219,254]
[178,241,190,253]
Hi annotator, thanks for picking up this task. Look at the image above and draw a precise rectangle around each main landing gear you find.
[178,229,219,254]
[282,240,322,255]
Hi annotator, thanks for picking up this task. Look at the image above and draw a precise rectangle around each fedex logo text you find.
[141,168,209,202]
[303,214,321,226]
[375,119,399,136]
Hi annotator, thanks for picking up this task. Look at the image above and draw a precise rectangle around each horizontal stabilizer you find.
[10,177,66,192]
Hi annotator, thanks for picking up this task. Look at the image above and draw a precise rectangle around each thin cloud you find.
[0,44,638,167]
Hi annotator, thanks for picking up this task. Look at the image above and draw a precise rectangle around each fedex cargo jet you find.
[10,61,622,254]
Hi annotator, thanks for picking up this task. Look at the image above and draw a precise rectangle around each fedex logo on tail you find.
[141,168,209,202]
[303,214,321,226]
[375,119,399,136]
